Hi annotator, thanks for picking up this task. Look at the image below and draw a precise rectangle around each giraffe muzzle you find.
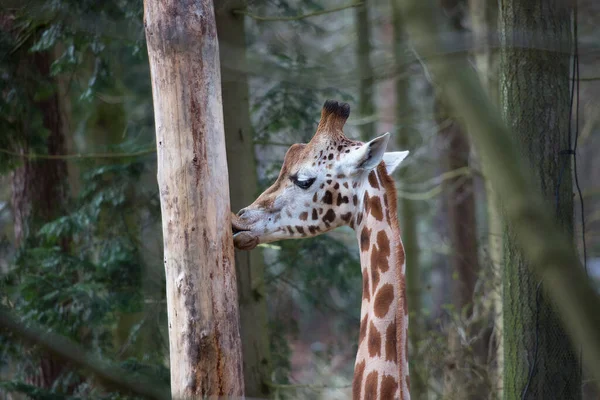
[231,212,260,250]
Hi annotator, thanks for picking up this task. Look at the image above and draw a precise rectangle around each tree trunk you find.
[10,45,70,389]
[215,3,272,398]
[355,0,375,140]
[435,3,482,398]
[11,51,68,248]
[436,100,482,400]
[499,2,580,399]
[144,1,244,397]
[391,2,426,398]
[469,1,502,396]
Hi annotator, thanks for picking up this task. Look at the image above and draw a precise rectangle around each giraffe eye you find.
[291,175,316,190]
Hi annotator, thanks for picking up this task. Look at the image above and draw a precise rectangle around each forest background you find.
[0,0,599,399]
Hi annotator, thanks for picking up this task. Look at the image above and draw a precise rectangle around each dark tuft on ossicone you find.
[322,99,351,119]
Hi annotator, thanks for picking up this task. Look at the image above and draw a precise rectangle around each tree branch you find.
[233,3,362,22]
[0,147,156,160]
[0,309,170,400]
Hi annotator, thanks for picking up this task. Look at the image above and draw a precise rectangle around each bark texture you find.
[391,2,425,398]
[144,0,244,397]
[11,51,68,247]
[499,1,580,398]
[215,3,272,397]
[355,0,375,140]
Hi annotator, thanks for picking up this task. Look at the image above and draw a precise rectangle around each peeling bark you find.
[144,0,244,397]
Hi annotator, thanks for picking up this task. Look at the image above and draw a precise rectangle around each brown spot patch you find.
[313,193,318,202]
[376,230,391,259]
[353,194,358,206]
[374,284,395,318]
[334,182,340,190]
[363,192,371,214]
[362,268,370,302]
[344,182,349,189]
[370,231,391,273]
[371,246,387,275]
[328,153,334,160]
[385,321,397,362]
[312,209,318,220]
[299,212,308,221]
[286,226,294,234]
[353,361,366,400]
[308,225,318,235]
[368,321,382,358]
[295,226,305,236]
[360,227,371,252]
[359,313,368,344]
[337,174,346,179]
[322,191,333,204]
[323,209,336,224]
[326,179,332,184]
[368,171,380,189]
[341,212,352,223]
[336,193,349,206]
[381,375,398,400]
[371,267,380,291]
[364,371,378,400]
[369,196,384,221]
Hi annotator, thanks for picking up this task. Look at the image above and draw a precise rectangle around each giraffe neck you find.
[352,164,409,400]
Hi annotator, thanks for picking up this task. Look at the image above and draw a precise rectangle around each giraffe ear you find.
[355,132,391,171]
[383,151,409,175]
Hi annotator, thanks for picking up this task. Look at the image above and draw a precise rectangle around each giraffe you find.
[232,100,410,400]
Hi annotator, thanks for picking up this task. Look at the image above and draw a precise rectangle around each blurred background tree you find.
[1,0,599,399]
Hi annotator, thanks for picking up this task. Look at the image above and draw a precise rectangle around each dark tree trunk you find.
[10,45,70,390]
[216,3,272,397]
[499,1,580,399]
[11,50,68,247]
[355,0,375,140]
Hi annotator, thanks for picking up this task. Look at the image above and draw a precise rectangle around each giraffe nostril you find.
[237,208,247,217]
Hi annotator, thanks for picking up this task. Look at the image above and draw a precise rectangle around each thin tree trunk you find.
[216,3,272,398]
[11,51,68,247]
[391,2,426,398]
[499,1,580,398]
[355,0,375,140]
[469,1,502,396]
[435,3,482,398]
[144,1,244,397]
[10,45,70,389]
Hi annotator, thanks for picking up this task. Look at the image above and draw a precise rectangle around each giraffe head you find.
[232,100,408,250]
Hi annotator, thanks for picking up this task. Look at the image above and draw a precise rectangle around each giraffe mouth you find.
[231,213,259,250]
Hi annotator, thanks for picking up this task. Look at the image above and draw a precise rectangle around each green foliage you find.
[0,1,163,397]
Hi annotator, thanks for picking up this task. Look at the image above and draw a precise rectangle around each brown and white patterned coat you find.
[232,100,410,400]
